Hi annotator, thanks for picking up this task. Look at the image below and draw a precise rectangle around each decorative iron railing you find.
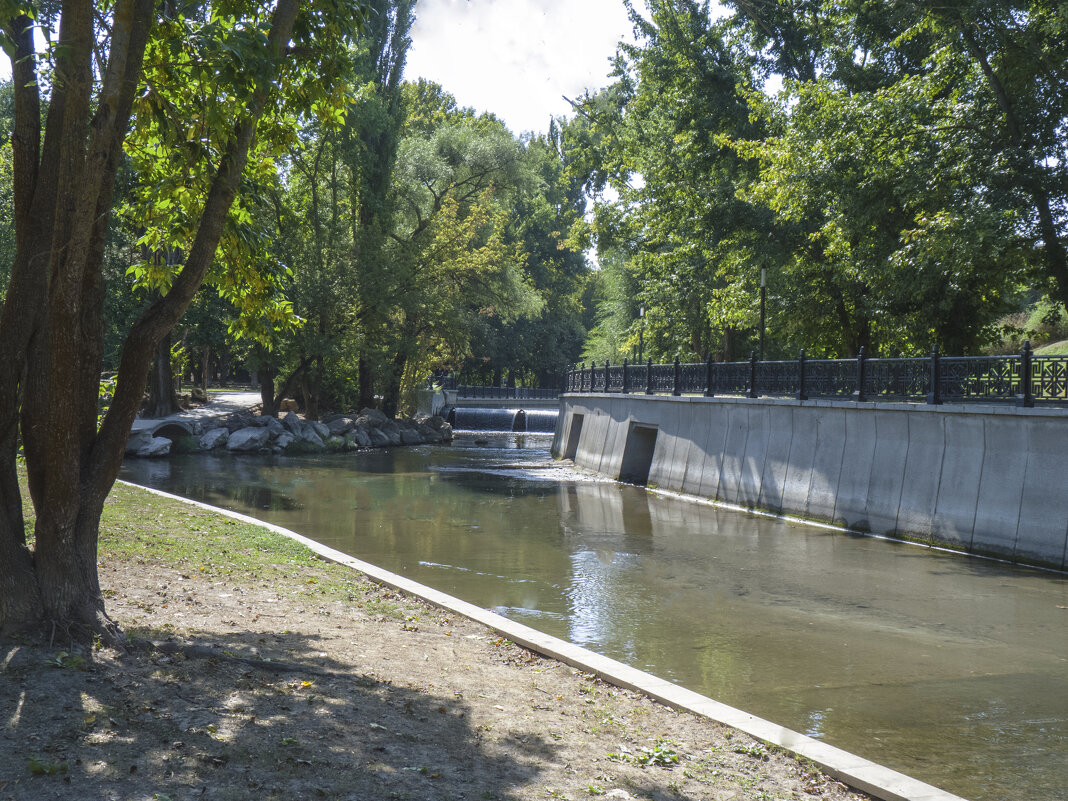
[563,343,1065,407]
[454,385,560,400]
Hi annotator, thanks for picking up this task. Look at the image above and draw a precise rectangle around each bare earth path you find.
[130,391,263,435]
[0,479,874,801]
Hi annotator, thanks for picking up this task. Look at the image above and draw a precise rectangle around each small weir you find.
[447,407,558,433]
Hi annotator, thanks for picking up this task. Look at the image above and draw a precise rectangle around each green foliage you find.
[119,0,367,347]
[48,651,87,670]
[97,374,116,431]
[608,737,683,767]
[27,756,68,776]
[574,0,1066,360]
[258,67,590,415]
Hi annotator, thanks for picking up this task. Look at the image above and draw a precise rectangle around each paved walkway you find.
[130,392,261,435]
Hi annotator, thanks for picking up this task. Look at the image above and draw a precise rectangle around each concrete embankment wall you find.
[552,394,1068,570]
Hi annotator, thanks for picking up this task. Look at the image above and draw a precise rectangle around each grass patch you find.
[97,481,398,609]
[14,467,426,620]
[1035,339,1068,355]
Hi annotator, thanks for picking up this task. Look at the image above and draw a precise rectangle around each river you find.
[120,432,1068,801]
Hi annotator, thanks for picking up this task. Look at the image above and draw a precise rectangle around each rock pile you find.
[126,408,452,458]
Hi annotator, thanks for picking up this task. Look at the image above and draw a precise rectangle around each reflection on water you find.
[120,433,1068,801]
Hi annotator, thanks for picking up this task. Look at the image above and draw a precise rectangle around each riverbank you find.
[127,392,453,457]
[1,480,873,801]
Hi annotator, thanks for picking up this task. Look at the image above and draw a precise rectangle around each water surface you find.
[121,434,1068,801]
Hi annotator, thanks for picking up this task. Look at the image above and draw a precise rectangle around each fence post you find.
[645,358,653,394]
[603,360,610,393]
[672,357,681,396]
[747,351,758,398]
[796,349,807,401]
[704,353,715,397]
[622,359,629,394]
[852,347,867,402]
[580,362,586,393]
[926,345,942,405]
[1016,340,1035,408]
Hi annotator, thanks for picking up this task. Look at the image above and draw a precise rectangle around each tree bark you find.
[201,345,211,392]
[147,331,180,418]
[358,356,375,409]
[259,366,278,417]
[381,350,407,419]
[0,0,305,638]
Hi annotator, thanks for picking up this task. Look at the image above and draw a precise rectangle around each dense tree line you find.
[0,0,593,637]
[7,0,1052,638]
[574,0,1067,362]
[101,1,592,419]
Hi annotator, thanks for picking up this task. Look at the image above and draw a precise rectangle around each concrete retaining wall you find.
[552,394,1068,571]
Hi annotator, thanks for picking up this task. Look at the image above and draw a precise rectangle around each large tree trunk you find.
[0,0,304,639]
[201,345,211,392]
[358,355,376,409]
[259,366,278,417]
[147,331,180,418]
[381,350,407,419]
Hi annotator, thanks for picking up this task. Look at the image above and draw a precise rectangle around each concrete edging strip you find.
[123,481,970,801]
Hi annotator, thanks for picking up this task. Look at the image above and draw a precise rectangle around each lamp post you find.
[638,306,645,364]
[759,267,766,361]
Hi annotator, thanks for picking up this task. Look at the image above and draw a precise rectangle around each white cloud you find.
[405,0,637,135]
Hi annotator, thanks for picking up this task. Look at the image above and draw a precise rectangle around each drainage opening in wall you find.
[563,414,584,460]
[618,423,657,486]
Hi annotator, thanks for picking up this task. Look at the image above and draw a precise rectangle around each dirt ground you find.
[1,506,875,801]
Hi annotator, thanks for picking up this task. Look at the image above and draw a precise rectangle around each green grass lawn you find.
[1035,339,1068,355]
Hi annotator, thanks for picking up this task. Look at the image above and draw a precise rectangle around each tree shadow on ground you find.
[0,628,560,801]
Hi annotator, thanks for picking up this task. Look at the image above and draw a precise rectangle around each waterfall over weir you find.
[447,407,558,433]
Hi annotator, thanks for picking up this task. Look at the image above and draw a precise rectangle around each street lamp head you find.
[760,266,766,288]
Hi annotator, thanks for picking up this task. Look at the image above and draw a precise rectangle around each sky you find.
[404,0,639,137]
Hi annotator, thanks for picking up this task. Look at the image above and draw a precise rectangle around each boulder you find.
[226,426,271,452]
[325,435,346,451]
[199,427,230,450]
[343,431,361,451]
[415,422,443,443]
[282,411,304,436]
[279,398,299,412]
[125,430,172,457]
[414,414,452,441]
[275,432,296,450]
[300,428,325,450]
[309,421,330,440]
[379,420,403,446]
[397,423,424,445]
[265,416,286,436]
[420,414,450,431]
[358,407,390,426]
[366,427,391,447]
[326,416,355,436]
[350,427,372,448]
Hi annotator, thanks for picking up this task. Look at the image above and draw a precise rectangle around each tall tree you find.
[578,0,768,361]
[0,0,366,639]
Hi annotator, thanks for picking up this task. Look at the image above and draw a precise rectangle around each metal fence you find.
[454,385,560,400]
[563,343,1068,407]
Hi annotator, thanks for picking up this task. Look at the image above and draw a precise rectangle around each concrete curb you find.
[121,481,971,801]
